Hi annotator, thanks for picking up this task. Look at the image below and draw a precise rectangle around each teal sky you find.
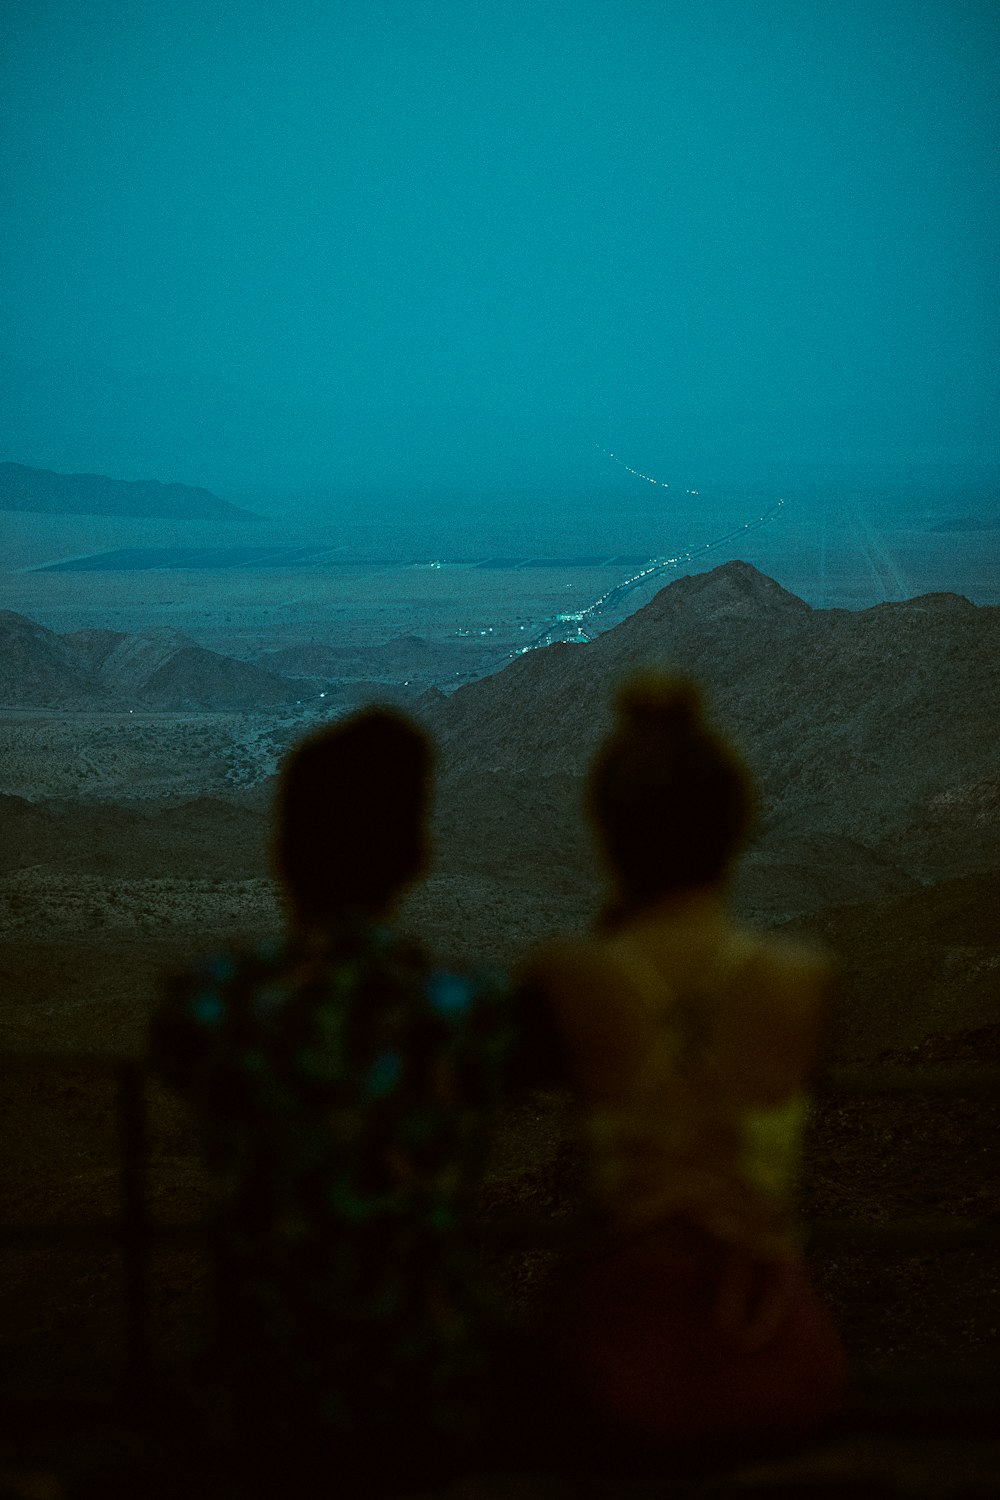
[1,0,997,503]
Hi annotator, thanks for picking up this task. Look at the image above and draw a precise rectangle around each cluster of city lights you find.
[511,480,786,654]
[410,448,788,667]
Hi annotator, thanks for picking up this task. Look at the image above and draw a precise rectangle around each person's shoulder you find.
[718,927,833,1099]
[732,927,832,1003]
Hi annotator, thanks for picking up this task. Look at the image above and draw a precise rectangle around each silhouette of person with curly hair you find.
[529,674,846,1456]
[152,707,558,1490]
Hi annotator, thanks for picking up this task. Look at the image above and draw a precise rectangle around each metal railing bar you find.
[850,1357,1000,1386]
[116,1060,152,1396]
[0,1221,204,1246]
[819,1065,1000,1097]
[2,1362,999,1434]
[3,1053,999,1091]
[0,1051,142,1070]
[477,1217,1000,1251]
[807,1217,1000,1249]
[4,1215,998,1252]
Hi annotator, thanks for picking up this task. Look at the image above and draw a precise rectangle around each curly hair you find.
[272,707,432,923]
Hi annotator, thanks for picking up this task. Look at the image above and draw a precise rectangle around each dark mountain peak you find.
[430,556,999,815]
[597,562,811,662]
[670,560,810,611]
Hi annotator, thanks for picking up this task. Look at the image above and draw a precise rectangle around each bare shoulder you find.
[719,929,834,1099]
[734,928,832,1009]
[762,933,831,1000]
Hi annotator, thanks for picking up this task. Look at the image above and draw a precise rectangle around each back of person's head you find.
[273,707,432,925]
[587,673,755,904]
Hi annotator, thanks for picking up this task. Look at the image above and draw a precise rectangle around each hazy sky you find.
[2,0,997,501]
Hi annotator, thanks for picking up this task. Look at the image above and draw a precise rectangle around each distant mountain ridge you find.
[0,462,252,520]
[418,559,999,931]
[0,610,303,710]
[426,560,993,807]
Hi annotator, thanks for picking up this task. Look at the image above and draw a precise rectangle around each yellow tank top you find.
[582,922,821,1258]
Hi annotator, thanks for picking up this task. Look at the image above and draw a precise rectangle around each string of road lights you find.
[514,452,786,652]
[595,444,701,496]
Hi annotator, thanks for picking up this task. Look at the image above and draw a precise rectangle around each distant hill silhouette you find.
[417,559,999,932]
[0,611,101,708]
[426,560,994,820]
[0,610,304,710]
[0,462,252,520]
[261,633,466,684]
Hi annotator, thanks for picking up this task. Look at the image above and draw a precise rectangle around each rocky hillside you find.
[0,611,102,708]
[1,562,996,1063]
[423,560,999,888]
[0,610,305,711]
[262,634,437,677]
[0,462,250,520]
[259,633,473,694]
[401,561,1000,1054]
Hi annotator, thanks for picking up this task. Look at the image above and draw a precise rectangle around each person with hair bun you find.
[531,673,846,1454]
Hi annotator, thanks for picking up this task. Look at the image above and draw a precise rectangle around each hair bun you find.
[615,673,704,736]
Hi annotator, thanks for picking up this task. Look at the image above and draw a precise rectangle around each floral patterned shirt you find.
[151,921,553,1457]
